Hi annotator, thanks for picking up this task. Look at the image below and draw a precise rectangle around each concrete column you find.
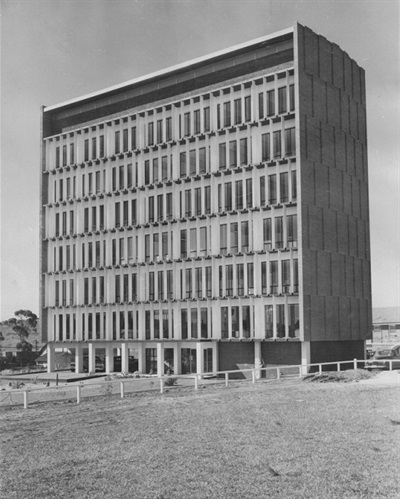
[75,344,83,374]
[121,343,129,373]
[301,341,311,375]
[212,341,218,374]
[88,342,95,373]
[196,342,204,376]
[156,342,164,377]
[105,344,114,373]
[254,339,262,379]
[137,343,145,374]
[47,343,55,373]
[254,301,264,339]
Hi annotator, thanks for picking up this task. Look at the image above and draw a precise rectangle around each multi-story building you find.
[40,23,372,375]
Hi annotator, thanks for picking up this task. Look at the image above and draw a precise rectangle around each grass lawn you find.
[1,379,399,499]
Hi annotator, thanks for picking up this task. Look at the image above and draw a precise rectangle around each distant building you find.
[40,23,372,374]
[372,307,400,343]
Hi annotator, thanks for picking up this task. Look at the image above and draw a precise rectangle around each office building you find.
[40,23,372,374]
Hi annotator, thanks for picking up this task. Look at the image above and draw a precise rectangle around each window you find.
[246,178,253,208]
[223,102,231,127]
[84,140,89,161]
[156,120,163,144]
[277,304,285,338]
[195,188,201,216]
[291,170,297,201]
[282,260,290,293]
[234,98,242,124]
[200,226,207,254]
[154,310,160,339]
[161,156,168,181]
[55,147,60,168]
[180,229,187,258]
[293,259,299,293]
[196,267,202,298]
[70,143,75,164]
[166,193,173,220]
[265,305,273,338]
[288,83,295,111]
[149,272,155,301]
[287,214,298,248]
[145,311,151,340]
[181,310,188,339]
[267,90,275,116]
[131,199,137,225]
[153,233,159,260]
[289,304,299,337]
[190,228,197,256]
[162,232,168,258]
[229,141,237,168]
[270,261,278,294]
[285,128,296,156]
[262,133,271,162]
[280,172,289,203]
[167,270,173,299]
[240,138,248,165]
[158,271,164,300]
[180,152,186,178]
[166,118,172,141]
[217,104,221,129]
[237,263,244,296]
[242,305,251,338]
[148,122,154,146]
[115,275,120,302]
[185,268,192,298]
[145,235,150,262]
[230,222,238,253]
[219,266,223,297]
[157,194,163,221]
[247,262,254,295]
[204,186,211,214]
[189,149,196,176]
[220,224,227,255]
[194,110,201,135]
[219,143,226,170]
[185,189,192,218]
[226,265,233,296]
[278,87,287,114]
[199,147,206,174]
[275,217,283,249]
[225,182,232,211]
[115,131,120,154]
[261,261,267,294]
[152,158,159,184]
[203,107,210,132]
[221,307,229,339]
[260,176,266,206]
[258,92,264,119]
[184,112,191,136]
[273,131,281,158]
[235,180,243,210]
[132,274,137,301]
[268,174,277,204]
[201,308,208,339]
[231,306,239,338]
[263,218,272,250]
[63,145,67,166]
[206,266,212,297]
[241,221,249,252]
[244,96,251,122]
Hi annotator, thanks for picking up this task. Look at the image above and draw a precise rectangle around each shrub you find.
[164,377,177,387]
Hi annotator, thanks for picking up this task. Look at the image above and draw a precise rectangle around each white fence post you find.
[252,370,256,384]
[389,360,393,371]
[337,362,340,372]
[160,378,164,394]
[353,358,357,370]
[77,385,81,404]
[319,364,322,374]
[299,366,302,378]
[23,390,28,409]
[120,381,125,399]
[225,372,229,387]
[277,367,280,380]
[194,375,198,390]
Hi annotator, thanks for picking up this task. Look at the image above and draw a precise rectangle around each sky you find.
[1,0,399,321]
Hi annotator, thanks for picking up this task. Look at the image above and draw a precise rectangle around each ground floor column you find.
[47,343,55,373]
[301,341,310,375]
[75,344,83,374]
[156,342,164,377]
[88,342,95,374]
[105,344,114,374]
[196,342,204,377]
[137,343,145,374]
[121,343,129,373]
[212,342,218,374]
[254,340,262,379]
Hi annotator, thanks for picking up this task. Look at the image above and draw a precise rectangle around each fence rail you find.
[0,358,394,410]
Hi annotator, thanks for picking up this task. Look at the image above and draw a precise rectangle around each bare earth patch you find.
[1,379,399,499]
[303,369,378,383]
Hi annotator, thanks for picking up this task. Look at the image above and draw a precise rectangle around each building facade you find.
[40,24,372,374]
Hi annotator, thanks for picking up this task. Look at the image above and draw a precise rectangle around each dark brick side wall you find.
[218,342,254,373]
[310,340,365,364]
[295,23,372,343]
[261,342,301,366]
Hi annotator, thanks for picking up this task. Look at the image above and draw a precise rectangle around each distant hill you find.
[0,323,42,355]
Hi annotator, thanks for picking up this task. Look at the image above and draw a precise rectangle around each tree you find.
[0,310,38,367]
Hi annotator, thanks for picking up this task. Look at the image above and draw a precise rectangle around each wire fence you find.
[0,358,392,410]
